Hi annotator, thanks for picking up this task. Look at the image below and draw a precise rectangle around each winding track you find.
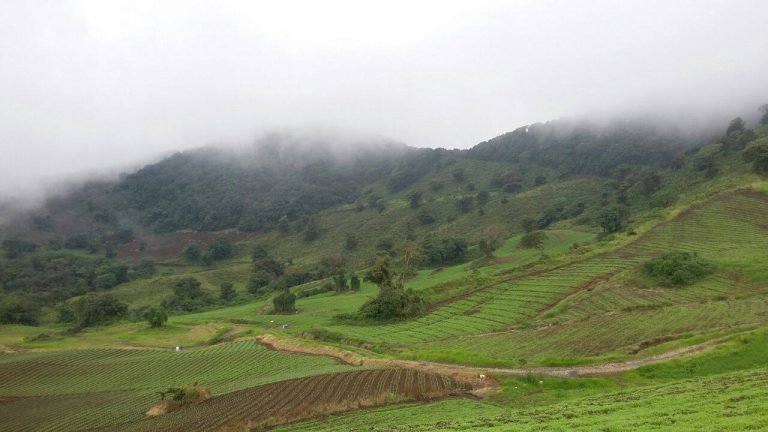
[256,332,733,380]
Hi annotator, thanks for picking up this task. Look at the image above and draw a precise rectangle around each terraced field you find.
[424,297,768,363]
[0,341,361,431]
[326,190,768,361]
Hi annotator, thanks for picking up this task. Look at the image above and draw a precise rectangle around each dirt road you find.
[257,334,727,381]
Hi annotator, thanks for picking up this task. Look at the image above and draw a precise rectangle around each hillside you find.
[1,112,768,431]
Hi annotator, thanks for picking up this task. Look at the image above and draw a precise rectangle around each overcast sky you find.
[1,0,767,202]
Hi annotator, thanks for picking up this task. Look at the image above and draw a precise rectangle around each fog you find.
[2,0,767,204]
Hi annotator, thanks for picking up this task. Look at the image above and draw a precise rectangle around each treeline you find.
[466,119,700,175]
[0,247,155,325]
[108,139,426,233]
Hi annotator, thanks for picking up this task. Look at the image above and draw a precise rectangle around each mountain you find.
[2,110,768,431]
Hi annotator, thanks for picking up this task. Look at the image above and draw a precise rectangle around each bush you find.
[59,293,128,328]
[358,255,424,321]
[145,307,168,328]
[206,238,233,260]
[183,243,202,261]
[359,287,424,321]
[272,291,296,313]
[220,282,236,302]
[644,251,715,286]
[162,277,214,312]
[0,295,41,325]
[519,231,548,249]
[597,205,629,233]
[247,271,273,295]
[422,237,468,266]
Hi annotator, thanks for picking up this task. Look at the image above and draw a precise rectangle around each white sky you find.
[1,0,767,202]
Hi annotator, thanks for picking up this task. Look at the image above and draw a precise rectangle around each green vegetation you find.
[272,290,296,313]
[144,307,168,328]
[2,108,768,430]
[644,251,715,286]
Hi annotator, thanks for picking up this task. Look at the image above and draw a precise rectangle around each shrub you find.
[247,271,273,295]
[59,293,128,328]
[273,291,296,313]
[145,307,168,328]
[519,231,548,249]
[183,243,202,261]
[219,282,237,302]
[162,277,214,312]
[644,251,715,286]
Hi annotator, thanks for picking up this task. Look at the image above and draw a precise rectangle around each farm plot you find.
[88,368,470,432]
[423,297,768,363]
[0,340,356,397]
[275,368,768,431]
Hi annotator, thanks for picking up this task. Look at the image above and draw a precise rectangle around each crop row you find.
[0,340,355,397]
[425,296,768,362]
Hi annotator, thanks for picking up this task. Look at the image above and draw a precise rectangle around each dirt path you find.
[256,334,729,381]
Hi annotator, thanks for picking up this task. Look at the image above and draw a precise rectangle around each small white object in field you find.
[479,374,486,380]
[539,380,544,385]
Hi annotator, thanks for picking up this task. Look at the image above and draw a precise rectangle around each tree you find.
[760,104,768,126]
[247,271,272,294]
[0,295,41,325]
[145,307,168,328]
[521,218,537,233]
[344,234,358,251]
[407,192,423,209]
[94,273,118,290]
[478,224,505,258]
[206,238,233,260]
[644,251,714,286]
[452,168,465,182]
[333,271,348,293]
[162,277,214,312]
[63,294,128,328]
[743,142,768,175]
[358,255,425,321]
[251,244,269,261]
[422,237,468,266]
[365,255,398,290]
[183,243,202,262]
[376,238,395,256]
[476,190,490,205]
[2,237,37,259]
[597,205,629,233]
[519,231,548,250]
[132,258,156,279]
[726,117,745,135]
[253,258,285,277]
[350,274,361,291]
[304,218,320,242]
[220,281,236,302]
[398,240,424,281]
[272,290,296,313]
[455,196,473,213]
